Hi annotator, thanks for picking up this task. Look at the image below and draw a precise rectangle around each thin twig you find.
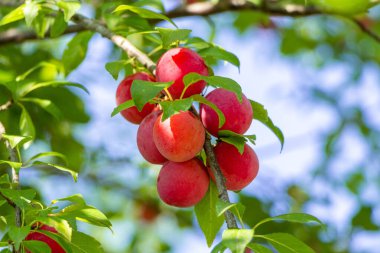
[0,191,16,208]
[71,14,156,73]
[1,1,379,51]
[0,25,87,46]
[353,18,380,43]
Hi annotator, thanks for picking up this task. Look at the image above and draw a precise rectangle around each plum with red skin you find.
[137,110,167,164]
[25,225,65,253]
[210,141,259,191]
[200,88,253,136]
[153,111,205,162]
[156,47,209,99]
[157,158,209,207]
[116,72,156,124]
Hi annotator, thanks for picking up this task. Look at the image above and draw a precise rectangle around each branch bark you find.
[204,134,238,229]
[0,25,87,46]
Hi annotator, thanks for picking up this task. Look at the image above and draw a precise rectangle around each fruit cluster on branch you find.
[115,47,260,210]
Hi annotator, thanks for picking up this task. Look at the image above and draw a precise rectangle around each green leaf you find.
[199,46,240,70]
[191,94,225,128]
[257,233,315,253]
[34,217,72,241]
[250,100,284,151]
[23,240,52,253]
[113,5,176,27]
[245,135,256,145]
[247,243,272,253]
[57,0,81,22]
[31,161,78,182]
[25,151,68,166]
[0,134,33,149]
[159,98,193,122]
[50,11,68,37]
[0,189,36,208]
[52,194,86,206]
[111,100,135,117]
[186,37,211,50]
[222,229,254,253]
[0,4,25,26]
[0,200,6,208]
[62,31,93,75]
[30,12,51,38]
[0,160,23,170]
[34,230,73,253]
[23,1,40,27]
[254,213,324,230]
[20,81,89,97]
[0,174,10,185]
[105,60,134,80]
[20,98,62,120]
[70,231,104,253]
[195,182,224,247]
[0,241,8,247]
[19,104,35,140]
[218,130,246,154]
[183,73,242,102]
[58,207,112,229]
[215,200,245,223]
[211,242,227,253]
[8,226,30,250]
[130,80,172,111]
[156,27,191,48]
[16,62,60,82]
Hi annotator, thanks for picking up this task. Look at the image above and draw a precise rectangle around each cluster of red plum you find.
[116,48,259,208]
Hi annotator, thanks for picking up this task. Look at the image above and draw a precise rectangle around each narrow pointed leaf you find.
[111,100,135,117]
[131,80,172,111]
[257,233,315,253]
[183,73,242,102]
[250,100,284,151]
[20,98,62,119]
[159,98,193,122]
[192,94,225,127]
[23,240,52,253]
[113,5,176,27]
[254,213,324,230]
[1,134,32,149]
[195,182,224,247]
[31,161,78,182]
[0,5,25,26]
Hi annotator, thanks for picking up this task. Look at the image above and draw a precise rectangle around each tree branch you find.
[0,25,87,46]
[71,14,156,73]
[204,134,238,229]
[166,1,320,19]
[1,1,379,49]
[353,18,380,43]
[0,191,16,208]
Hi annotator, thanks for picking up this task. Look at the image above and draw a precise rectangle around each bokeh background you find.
[1,1,380,252]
